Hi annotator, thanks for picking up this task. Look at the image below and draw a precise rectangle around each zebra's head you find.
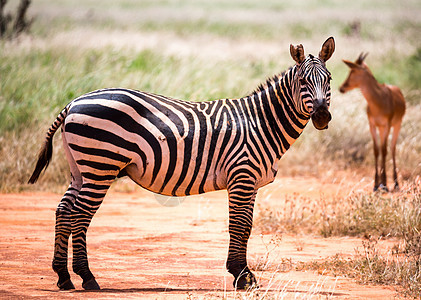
[290,37,335,130]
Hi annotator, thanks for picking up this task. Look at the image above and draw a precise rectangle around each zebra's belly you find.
[126,161,226,197]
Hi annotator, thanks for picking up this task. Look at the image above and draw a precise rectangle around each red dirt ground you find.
[0,176,404,299]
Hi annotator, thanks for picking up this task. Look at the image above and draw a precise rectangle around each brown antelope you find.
[339,53,406,191]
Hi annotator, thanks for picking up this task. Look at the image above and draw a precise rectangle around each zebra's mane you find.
[249,67,292,97]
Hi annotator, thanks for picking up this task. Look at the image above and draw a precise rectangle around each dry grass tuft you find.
[254,180,421,239]
[298,235,421,298]
[254,181,421,297]
[0,129,68,192]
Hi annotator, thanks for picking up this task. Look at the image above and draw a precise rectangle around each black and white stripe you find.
[29,37,335,290]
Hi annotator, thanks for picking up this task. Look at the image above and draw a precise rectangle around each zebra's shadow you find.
[40,287,225,293]
[41,287,349,296]
[76,287,222,293]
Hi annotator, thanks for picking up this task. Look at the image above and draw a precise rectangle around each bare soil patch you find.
[0,176,402,299]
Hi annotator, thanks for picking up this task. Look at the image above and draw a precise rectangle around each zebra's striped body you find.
[29,37,335,290]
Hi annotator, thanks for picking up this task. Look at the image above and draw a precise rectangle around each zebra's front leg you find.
[226,187,258,290]
[71,181,111,290]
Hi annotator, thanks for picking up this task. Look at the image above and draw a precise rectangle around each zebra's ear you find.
[290,43,305,64]
[319,37,335,62]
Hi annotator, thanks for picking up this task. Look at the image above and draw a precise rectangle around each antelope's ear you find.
[356,52,368,65]
[319,37,335,62]
[290,43,305,64]
[342,59,359,69]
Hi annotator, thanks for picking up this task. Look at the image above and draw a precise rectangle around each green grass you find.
[369,47,421,100]
[0,47,249,133]
[0,48,105,133]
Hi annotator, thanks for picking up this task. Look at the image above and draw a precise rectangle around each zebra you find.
[28,37,335,290]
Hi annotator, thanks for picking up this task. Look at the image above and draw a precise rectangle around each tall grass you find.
[2,47,420,191]
[0,48,106,133]
[0,45,279,190]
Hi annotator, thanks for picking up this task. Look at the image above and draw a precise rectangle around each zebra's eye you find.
[300,78,307,85]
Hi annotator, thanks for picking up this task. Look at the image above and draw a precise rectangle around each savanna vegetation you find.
[253,187,421,297]
[0,0,420,297]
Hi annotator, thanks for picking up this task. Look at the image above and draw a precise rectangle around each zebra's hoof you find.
[233,271,258,290]
[57,278,75,290]
[82,277,100,290]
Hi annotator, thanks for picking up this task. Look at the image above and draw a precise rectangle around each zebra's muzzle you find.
[311,105,331,130]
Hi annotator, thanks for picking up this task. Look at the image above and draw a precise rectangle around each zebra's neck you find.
[244,66,311,159]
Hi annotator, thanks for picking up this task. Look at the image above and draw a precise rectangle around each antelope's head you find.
[339,52,370,93]
[290,37,335,130]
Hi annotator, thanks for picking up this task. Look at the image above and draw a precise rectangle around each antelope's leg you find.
[368,121,380,191]
[378,125,391,191]
[391,122,402,191]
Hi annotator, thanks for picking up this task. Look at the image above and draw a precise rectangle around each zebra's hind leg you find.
[52,133,82,290]
[53,184,80,290]
[71,179,115,290]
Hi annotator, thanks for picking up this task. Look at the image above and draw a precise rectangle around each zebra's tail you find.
[28,106,69,184]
